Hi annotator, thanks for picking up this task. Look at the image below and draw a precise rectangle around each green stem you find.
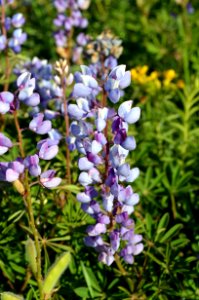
[13,110,44,299]
[171,193,177,219]
[178,15,190,86]
[114,254,135,293]
[24,172,44,299]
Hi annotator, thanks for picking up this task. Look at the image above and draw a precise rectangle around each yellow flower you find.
[138,65,149,75]
[164,69,177,81]
[131,68,139,80]
[148,71,159,81]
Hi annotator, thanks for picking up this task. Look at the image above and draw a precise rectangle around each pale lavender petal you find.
[77,192,91,203]
[134,243,144,255]
[24,93,40,106]
[0,101,10,114]
[121,136,136,151]
[78,157,94,170]
[87,223,106,236]
[125,107,141,124]
[6,168,19,182]
[118,100,133,119]
[0,91,14,103]
[108,88,120,103]
[119,71,131,89]
[37,120,52,135]
[126,168,140,182]
[78,172,92,186]
[17,72,31,87]
[0,146,8,155]
[42,177,61,188]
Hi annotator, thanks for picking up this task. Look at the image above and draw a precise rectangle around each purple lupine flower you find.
[87,223,106,236]
[54,30,67,47]
[76,33,88,46]
[0,91,14,114]
[17,72,35,100]
[8,28,27,53]
[0,35,6,50]
[12,13,25,28]
[37,139,59,160]
[71,63,143,266]
[48,129,62,143]
[14,57,62,107]
[53,0,89,62]
[54,0,68,13]
[0,133,13,155]
[24,154,41,176]
[186,3,194,14]
[105,65,131,103]
[5,160,25,182]
[118,100,141,124]
[40,170,61,188]
[77,0,90,10]
[29,113,52,135]
[0,6,26,54]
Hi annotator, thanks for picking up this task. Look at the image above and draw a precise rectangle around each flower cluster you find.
[85,30,123,73]
[0,3,27,54]
[53,0,90,61]
[68,64,143,265]
[14,57,62,107]
[0,72,61,190]
[131,65,185,89]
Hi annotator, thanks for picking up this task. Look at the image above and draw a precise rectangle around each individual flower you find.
[5,160,25,182]
[40,170,61,188]
[12,13,25,28]
[0,133,13,155]
[37,139,59,160]
[0,91,14,114]
[29,113,52,135]
[24,154,41,177]
[0,35,6,50]
[105,65,131,103]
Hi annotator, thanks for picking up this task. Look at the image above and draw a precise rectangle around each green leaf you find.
[171,238,189,248]
[42,252,71,296]
[1,293,24,300]
[159,224,183,243]
[155,213,169,242]
[74,287,90,298]
[81,262,102,298]
[144,251,166,267]
[145,213,153,239]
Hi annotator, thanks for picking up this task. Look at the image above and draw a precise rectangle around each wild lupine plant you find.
[1,2,143,297]
[53,0,90,62]
[0,71,61,186]
[0,71,62,299]
[68,64,143,265]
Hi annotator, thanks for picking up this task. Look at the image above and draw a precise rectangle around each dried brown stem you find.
[61,75,71,183]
